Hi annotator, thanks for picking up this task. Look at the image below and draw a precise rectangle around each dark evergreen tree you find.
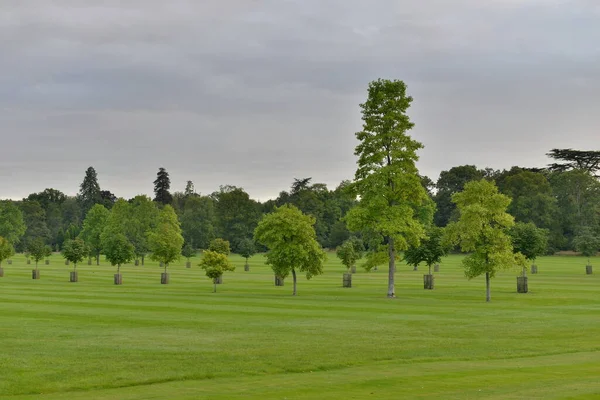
[79,167,101,214]
[153,167,173,205]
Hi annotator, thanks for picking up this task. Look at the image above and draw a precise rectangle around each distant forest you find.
[1,148,599,255]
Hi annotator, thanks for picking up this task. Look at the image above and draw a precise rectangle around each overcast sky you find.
[1,0,599,201]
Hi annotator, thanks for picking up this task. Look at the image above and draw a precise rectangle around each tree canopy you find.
[103,233,135,273]
[79,204,110,265]
[445,180,526,302]
[199,250,235,292]
[148,205,184,272]
[0,200,26,245]
[62,238,87,270]
[153,167,173,205]
[345,78,433,298]
[0,236,15,267]
[547,148,600,175]
[336,237,364,272]
[254,204,326,296]
[404,226,448,274]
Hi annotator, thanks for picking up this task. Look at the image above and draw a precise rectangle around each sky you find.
[1,0,599,201]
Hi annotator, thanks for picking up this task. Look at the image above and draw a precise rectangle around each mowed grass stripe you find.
[1,254,599,398]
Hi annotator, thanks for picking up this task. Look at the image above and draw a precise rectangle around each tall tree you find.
[184,181,196,197]
[254,204,326,296]
[445,180,526,302]
[0,200,26,245]
[345,78,434,298]
[434,165,484,227]
[148,205,184,274]
[547,148,600,176]
[153,167,173,205]
[79,166,102,214]
[79,204,110,265]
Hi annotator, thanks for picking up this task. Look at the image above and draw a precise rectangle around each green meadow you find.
[1,253,599,399]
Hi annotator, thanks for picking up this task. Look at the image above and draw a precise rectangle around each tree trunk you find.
[292,268,297,296]
[164,263,167,274]
[486,272,491,302]
[117,264,120,273]
[142,255,145,266]
[96,253,100,266]
[387,237,396,298]
[213,282,217,293]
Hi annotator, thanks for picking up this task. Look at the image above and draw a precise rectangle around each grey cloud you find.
[1,0,599,200]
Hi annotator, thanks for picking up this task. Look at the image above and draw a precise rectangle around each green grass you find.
[1,253,599,399]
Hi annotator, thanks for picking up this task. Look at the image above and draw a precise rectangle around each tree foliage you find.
[79,166,102,214]
[153,167,173,205]
[509,222,549,262]
[208,238,231,255]
[434,165,484,227]
[103,233,135,273]
[573,226,600,259]
[345,78,433,298]
[0,200,26,245]
[404,226,448,274]
[254,204,326,295]
[180,195,216,250]
[181,242,196,261]
[237,238,256,262]
[0,236,15,266]
[79,204,110,265]
[199,250,235,292]
[148,205,184,272]
[547,148,600,176]
[445,180,526,302]
[62,238,87,270]
[336,237,364,272]
[26,237,49,268]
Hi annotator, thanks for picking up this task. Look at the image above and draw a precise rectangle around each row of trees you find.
[1,79,599,301]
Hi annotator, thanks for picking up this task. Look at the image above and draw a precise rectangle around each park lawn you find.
[0,253,599,399]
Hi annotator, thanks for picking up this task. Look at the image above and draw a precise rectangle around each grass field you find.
[1,253,599,399]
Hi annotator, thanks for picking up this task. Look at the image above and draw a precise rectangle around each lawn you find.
[1,253,599,399]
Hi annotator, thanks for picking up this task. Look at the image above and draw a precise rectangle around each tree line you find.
[0,79,599,301]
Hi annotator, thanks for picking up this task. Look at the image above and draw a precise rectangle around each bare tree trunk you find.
[164,263,167,274]
[292,268,297,296]
[387,237,396,298]
[96,253,100,266]
[486,272,491,302]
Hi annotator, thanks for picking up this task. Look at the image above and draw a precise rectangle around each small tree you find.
[79,204,110,265]
[336,237,364,273]
[27,237,48,270]
[237,238,256,269]
[208,238,230,255]
[181,242,196,263]
[147,205,184,274]
[0,236,15,267]
[509,222,549,276]
[104,234,135,274]
[62,238,87,270]
[44,245,52,262]
[254,205,327,296]
[200,250,235,292]
[573,226,600,264]
[404,226,447,275]
[445,180,526,302]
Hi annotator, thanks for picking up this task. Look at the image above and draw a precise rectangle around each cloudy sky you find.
[1,0,599,201]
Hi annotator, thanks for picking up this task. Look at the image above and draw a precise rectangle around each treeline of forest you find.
[0,148,599,255]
